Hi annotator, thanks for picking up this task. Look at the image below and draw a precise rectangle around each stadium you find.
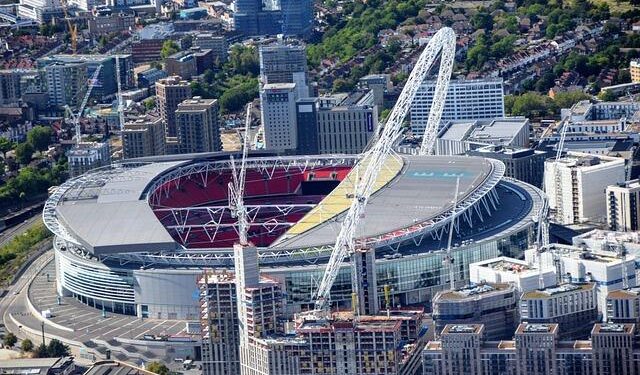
[43,151,544,320]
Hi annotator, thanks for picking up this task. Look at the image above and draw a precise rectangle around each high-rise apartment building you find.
[156,76,192,137]
[410,78,505,134]
[544,152,626,225]
[234,0,313,37]
[432,283,518,340]
[122,116,166,159]
[606,179,640,232]
[424,323,639,375]
[44,62,87,108]
[259,41,309,99]
[0,71,23,105]
[67,141,111,177]
[519,282,598,339]
[261,83,298,152]
[199,245,282,375]
[607,288,640,324]
[174,97,221,154]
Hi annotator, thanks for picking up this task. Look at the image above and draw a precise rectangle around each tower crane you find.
[228,103,253,245]
[65,65,103,146]
[310,28,457,313]
[59,0,78,54]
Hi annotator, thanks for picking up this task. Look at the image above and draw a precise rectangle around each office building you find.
[435,117,529,156]
[410,78,505,134]
[316,99,378,155]
[261,83,298,152]
[469,257,557,293]
[424,323,640,375]
[44,62,87,108]
[466,145,547,188]
[0,71,23,105]
[194,34,228,63]
[607,288,640,324]
[631,59,640,83]
[296,90,379,155]
[156,76,192,137]
[259,41,310,99]
[67,142,111,177]
[122,116,166,159]
[174,97,221,154]
[234,0,313,37]
[545,152,626,225]
[432,283,518,340]
[520,283,598,339]
[606,179,640,232]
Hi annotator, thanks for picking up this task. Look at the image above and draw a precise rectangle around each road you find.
[0,214,42,247]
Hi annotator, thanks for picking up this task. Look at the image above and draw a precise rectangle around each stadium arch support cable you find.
[312,27,457,311]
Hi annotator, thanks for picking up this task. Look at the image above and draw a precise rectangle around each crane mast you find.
[229,103,253,245]
[311,28,456,312]
[66,65,103,147]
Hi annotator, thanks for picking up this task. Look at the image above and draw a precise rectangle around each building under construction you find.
[199,243,428,375]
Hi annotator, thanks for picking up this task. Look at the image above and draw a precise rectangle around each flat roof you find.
[274,155,494,249]
[522,282,594,299]
[516,323,558,335]
[436,283,512,301]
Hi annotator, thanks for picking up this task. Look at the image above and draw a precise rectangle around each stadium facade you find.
[44,152,544,320]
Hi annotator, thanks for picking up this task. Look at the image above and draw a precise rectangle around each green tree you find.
[3,332,17,348]
[15,142,34,165]
[0,137,15,158]
[598,90,617,101]
[33,344,48,358]
[552,91,591,109]
[27,126,53,151]
[21,338,34,352]
[46,339,70,357]
[146,361,170,375]
[161,40,180,59]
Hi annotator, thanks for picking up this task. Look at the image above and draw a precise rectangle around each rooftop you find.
[436,283,512,301]
[522,282,594,299]
[592,323,634,334]
[516,323,558,335]
[607,287,640,300]
[442,324,483,334]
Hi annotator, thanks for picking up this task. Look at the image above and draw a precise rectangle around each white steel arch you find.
[312,27,457,311]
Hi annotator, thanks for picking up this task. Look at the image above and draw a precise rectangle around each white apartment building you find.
[67,141,111,177]
[410,78,505,134]
[606,179,640,232]
[18,0,62,21]
[260,83,298,152]
[529,245,637,320]
[544,152,625,225]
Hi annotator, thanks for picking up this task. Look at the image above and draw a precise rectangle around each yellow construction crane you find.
[59,0,77,54]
